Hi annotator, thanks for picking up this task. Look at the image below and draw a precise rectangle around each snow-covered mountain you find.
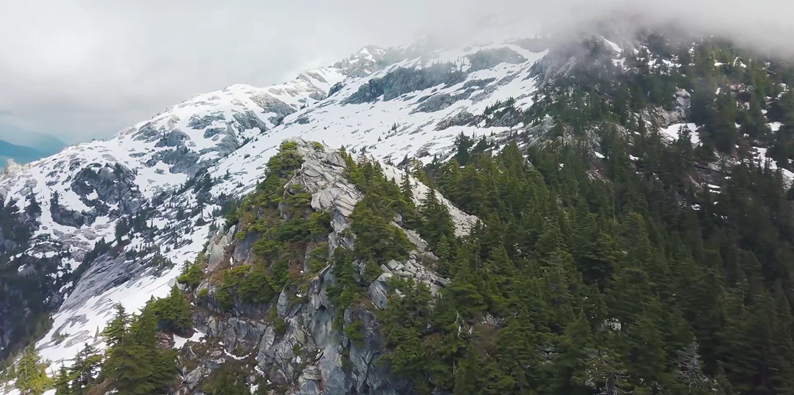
[0,34,551,375]
[3,16,794,395]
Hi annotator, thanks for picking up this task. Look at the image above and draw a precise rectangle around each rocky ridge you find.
[173,140,475,394]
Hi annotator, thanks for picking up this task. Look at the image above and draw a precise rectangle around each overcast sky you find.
[1,0,792,145]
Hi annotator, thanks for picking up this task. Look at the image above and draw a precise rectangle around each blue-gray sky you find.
[0,0,792,144]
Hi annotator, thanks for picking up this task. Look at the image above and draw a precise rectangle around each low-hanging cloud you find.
[0,0,791,144]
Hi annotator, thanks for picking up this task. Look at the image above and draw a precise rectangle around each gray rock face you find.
[413,91,473,114]
[131,122,162,142]
[206,225,236,272]
[233,231,259,265]
[70,163,144,217]
[462,77,496,89]
[146,146,201,175]
[435,110,478,131]
[249,95,297,126]
[369,273,391,310]
[189,112,226,129]
[49,198,90,228]
[298,366,323,395]
[285,148,362,218]
[233,111,268,133]
[200,129,241,158]
[155,130,191,148]
[467,47,526,72]
[346,63,467,104]
[58,161,149,227]
[51,250,151,353]
[184,366,207,390]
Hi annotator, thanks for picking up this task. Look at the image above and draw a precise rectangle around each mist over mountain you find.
[0,121,65,162]
[2,5,794,395]
[0,140,46,165]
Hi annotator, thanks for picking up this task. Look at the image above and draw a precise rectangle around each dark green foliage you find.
[362,259,384,283]
[53,366,70,395]
[418,188,456,255]
[104,304,129,349]
[0,197,67,361]
[147,286,193,335]
[350,204,411,263]
[326,248,361,329]
[380,280,436,394]
[344,320,365,347]
[101,304,178,395]
[34,34,790,395]
[215,287,234,312]
[266,141,303,177]
[307,243,329,274]
[15,345,51,395]
[237,265,277,305]
[63,343,102,395]
[215,264,279,311]
[375,54,794,392]
[177,260,204,290]
[308,211,332,235]
[343,156,413,263]
[271,312,288,337]
[202,369,249,395]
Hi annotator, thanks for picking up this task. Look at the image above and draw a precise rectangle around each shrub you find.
[148,286,193,334]
[308,211,332,235]
[237,266,277,304]
[308,244,329,274]
[253,238,280,256]
[344,320,365,347]
[362,260,384,283]
[272,315,288,336]
[177,261,204,290]
[215,287,234,312]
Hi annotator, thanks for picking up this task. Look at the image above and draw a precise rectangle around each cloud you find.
[0,0,792,143]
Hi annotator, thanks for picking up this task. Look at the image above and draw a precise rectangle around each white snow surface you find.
[660,123,700,144]
[752,146,794,187]
[602,37,622,53]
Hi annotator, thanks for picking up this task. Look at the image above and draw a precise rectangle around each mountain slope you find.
[0,36,550,392]
[3,21,794,395]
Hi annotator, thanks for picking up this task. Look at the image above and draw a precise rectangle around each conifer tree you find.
[53,366,70,395]
[103,304,128,348]
[15,345,51,395]
[68,344,101,394]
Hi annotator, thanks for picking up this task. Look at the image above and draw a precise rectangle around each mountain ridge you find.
[3,22,794,395]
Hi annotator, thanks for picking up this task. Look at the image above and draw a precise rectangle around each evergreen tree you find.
[53,366,70,395]
[68,344,101,394]
[103,304,128,348]
[102,306,177,394]
[15,345,51,395]
[148,286,193,335]
[418,188,456,252]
